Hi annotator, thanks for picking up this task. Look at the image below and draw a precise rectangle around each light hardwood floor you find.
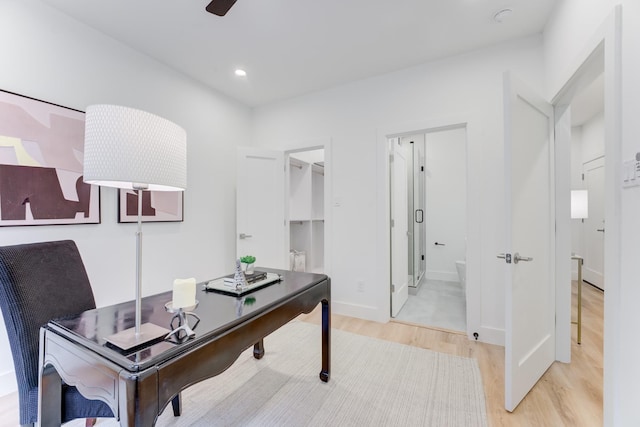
[0,280,602,427]
[300,280,603,426]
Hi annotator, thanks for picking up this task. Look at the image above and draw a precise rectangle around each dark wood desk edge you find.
[47,272,329,373]
[39,275,330,427]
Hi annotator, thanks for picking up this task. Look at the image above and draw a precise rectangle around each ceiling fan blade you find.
[206,0,238,16]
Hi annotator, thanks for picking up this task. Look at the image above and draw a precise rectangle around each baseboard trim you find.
[474,326,504,346]
[426,270,459,282]
[332,300,387,323]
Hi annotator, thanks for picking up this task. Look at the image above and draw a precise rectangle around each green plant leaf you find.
[240,255,256,264]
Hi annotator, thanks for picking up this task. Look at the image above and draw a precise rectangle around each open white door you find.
[502,72,556,412]
[390,138,409,317]
[583,157,605,289]
[237,147,286,269]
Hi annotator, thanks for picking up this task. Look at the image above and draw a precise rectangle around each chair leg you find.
[85,419,97,427]
[171,393,181,416]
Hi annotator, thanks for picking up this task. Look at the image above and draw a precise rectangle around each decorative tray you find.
[203,272,282,297]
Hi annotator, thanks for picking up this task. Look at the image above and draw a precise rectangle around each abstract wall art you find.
[0,90,100,226]
[118,190,184,223]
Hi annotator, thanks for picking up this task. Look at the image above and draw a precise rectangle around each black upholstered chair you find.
[0,240,114,426]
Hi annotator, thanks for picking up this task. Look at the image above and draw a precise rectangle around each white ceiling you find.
[41,0,559,107]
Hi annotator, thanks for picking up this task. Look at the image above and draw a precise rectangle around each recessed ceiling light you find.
[235,69,247,77]
[493,8,513,23]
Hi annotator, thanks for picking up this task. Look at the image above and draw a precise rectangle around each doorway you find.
[551,12,614,418]
[236,141,332,276]
[287,148,326,274]
[390,127,468,332]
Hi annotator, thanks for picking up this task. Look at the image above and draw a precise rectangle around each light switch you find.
[622,153,640,188]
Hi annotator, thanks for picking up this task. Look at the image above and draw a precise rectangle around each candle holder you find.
[164,300,200,341]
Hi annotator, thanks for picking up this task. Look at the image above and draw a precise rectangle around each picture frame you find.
[118,189,184,223]
[0,90,100,226]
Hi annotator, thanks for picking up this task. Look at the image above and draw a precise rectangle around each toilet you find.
[455,260,466,291]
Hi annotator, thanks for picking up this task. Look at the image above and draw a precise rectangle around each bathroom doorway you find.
[391,126,467,332]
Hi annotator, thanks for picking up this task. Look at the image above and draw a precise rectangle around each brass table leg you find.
[571,255,583,345]
[577,258,582,344]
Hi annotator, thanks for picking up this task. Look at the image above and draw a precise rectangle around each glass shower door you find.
[405,137,426,289]
[412,140,426,287]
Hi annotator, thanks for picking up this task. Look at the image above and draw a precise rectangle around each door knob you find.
[596,228,605,232]
[513,252,533,264]
[239,233,253,239]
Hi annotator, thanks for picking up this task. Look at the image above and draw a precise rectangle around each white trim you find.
[554,103,573,364]
[477,326,505,347]
[425,270,460,282]
[332,300,387,323]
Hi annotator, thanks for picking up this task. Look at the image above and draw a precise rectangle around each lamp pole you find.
[134,184,148,336]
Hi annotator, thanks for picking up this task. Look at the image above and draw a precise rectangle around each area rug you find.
[83,321,488,426]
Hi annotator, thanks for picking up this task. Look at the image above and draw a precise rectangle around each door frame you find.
[377,116,483,341]
[389,137,410,317]
[550,6,621,421]
[551,6,620,365]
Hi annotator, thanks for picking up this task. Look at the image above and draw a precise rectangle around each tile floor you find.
[395,279,466,332]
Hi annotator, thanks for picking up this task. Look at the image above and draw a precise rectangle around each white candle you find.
[172,278,196,309]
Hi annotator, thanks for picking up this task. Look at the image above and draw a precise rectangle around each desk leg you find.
[320,297,331,382]
[253,339,265,359]
[171,394,181,416]
[38,328,62,427]
[38,364,63,427]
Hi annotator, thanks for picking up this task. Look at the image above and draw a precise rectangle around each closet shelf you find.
[288,150,324,274]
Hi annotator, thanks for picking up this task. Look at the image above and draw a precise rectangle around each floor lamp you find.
[83,105,187,349]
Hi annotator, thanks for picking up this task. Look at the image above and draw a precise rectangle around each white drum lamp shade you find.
[571,190,589,219]
[83,105,187,191]
[83,104,187,349]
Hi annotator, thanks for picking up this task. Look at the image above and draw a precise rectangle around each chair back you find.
[0,240,97,424]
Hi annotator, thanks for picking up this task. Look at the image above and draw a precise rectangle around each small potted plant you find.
[240,255,256,275]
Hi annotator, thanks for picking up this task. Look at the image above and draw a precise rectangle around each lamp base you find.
[105,322,171,350]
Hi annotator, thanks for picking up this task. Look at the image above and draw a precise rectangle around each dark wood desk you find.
[37,269,330,427]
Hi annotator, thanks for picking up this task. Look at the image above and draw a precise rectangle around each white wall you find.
[252,36,545,342]
[545,1,640,425]
[0,0,251,395]
[581,112,606,162]
[424,127,467,282]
